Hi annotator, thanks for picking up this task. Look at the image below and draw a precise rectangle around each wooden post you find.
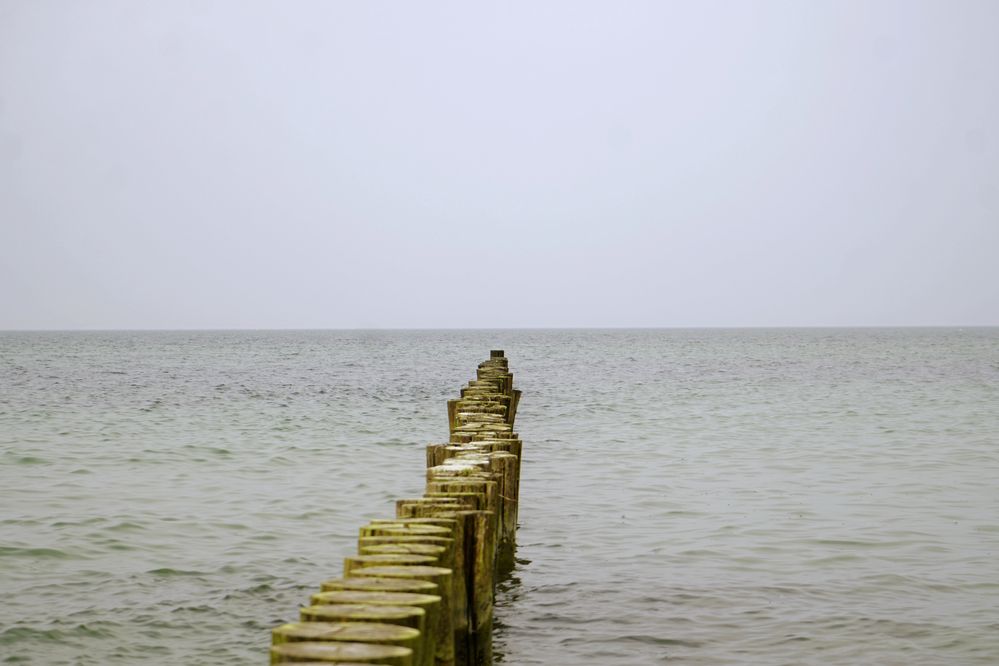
[308,591,442,666]
[344,553,439,576]
[447,399,459,433]
[457,510,496,666]
[299,603,426,633]
[352,566,454,666]
[272,622,422,664]
[391,507,468,654]
[270,640,414,664]
[320,576,439,595]
[360,543,447,562]
[361,524,452,539]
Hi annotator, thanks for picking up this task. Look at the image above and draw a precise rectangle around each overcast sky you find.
[1,1,997,329]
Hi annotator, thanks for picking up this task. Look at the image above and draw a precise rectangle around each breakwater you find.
[270,350,522,665]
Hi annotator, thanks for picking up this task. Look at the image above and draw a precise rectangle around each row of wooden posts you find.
[269,350,523,665]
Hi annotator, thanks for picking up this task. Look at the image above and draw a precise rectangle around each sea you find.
[1,328,997,665]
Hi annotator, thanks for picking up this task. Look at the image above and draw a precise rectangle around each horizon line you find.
[2,324,998,333]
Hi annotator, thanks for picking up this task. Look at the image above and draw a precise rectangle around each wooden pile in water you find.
[269,350,523,666]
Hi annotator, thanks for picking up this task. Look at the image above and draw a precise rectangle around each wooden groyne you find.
[270,350,523,665]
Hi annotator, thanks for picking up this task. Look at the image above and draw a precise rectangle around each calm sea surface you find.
[1,329,997,665]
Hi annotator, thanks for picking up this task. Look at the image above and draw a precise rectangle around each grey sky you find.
[1,1,997,329]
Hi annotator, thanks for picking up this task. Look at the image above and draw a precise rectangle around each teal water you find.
[1,329,998,664]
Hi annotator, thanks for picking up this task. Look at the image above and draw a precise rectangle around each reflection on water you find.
[492,549,528,664]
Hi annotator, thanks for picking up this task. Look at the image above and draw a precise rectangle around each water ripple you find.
[1,329,998,664]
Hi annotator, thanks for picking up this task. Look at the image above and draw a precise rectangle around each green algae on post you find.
[308,591,443,666]
[270,640,414,664]
[343,553,439,577]
[352,565,455,666]
[320,576,439,595]
[272,621,423,663]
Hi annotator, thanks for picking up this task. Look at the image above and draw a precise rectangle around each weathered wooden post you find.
[308,591,443,666]
[272,622,422,662]
[352,565,456,666]
[299,603,426,633]
[320,575,440,595]
[344,553,439,576]
[270,640,414,664]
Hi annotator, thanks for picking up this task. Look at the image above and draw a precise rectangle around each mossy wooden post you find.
[427,477,499,569]
[352,565,454,666]
[311,590,441,610]
[300,603,426,634]
[427,480,498,527]
[362,522,460,604]
[447,399,459,433]
[458,440,522,550]
[295,604,428,664]
[272,622,422,664]
[507,389,521,425]
[363,517,467,664]
[321,576,439,596]
[427,461,493,482]
[361,543,447,562]
[367,517,460,537]
[357,535,453,553]
[392,505,468,652]
[270,640,414,664]
[396,497,461,515]
[425,471,499,547]
[424,491,481,510]
[307,591,442,666]
[451,425,512,442]
[361,524,452,539]
[457,509,496,666]
[482,451,518,570]
[426,443,450,468]
[424,482,489,510]
[344,553,439,576]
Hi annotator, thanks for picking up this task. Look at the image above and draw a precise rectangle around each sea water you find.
[1,329,997,664]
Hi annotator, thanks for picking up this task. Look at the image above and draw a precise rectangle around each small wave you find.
[610,633,703,648]
[0,627,63,646]
[0,546,79,559]
[10,455,48,465]
[809,538,906,549]
[0,623,119,644]
[51,517,106,527]
[170,604,217,613]
[808,554,862,565]
[146,568,206,577]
